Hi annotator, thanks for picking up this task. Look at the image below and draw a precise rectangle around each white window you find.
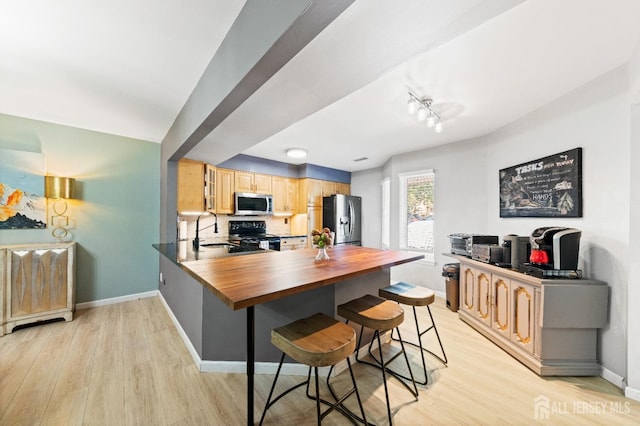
[399,169,435,262]
[381,177,390,249]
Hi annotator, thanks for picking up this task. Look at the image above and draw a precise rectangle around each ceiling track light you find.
[407,92,443,132]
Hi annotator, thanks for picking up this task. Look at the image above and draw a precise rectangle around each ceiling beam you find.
[162,0,354,161]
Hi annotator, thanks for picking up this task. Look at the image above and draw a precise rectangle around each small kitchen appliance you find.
[471,244,504,264]
[234,192,273,216]
[502,234,531,270]
[448,234,499,256]
[520,227,582,278]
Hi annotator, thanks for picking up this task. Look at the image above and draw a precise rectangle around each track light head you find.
[407,92,443,133]
[426,114,436,128]
[407,97,417,115]
[417,106,428,122]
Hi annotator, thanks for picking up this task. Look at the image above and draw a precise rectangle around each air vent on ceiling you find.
[353,157,368,162]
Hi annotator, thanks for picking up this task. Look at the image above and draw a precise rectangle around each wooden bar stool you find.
[259,313,368,425]
[379,282,448,385]
[331,294,418,425]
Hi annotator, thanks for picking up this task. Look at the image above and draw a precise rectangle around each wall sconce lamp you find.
[44,176,76,239]
[407,92,444,133]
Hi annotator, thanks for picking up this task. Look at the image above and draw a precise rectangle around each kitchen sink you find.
[198,242,266,255]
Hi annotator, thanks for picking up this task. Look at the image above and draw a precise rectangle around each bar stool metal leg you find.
[315,366,321,425]
[334,294,420,425]
[262,360,365,425]
[359,327,419,398]
[338,323,417,425]
[260,353,307,425]
[323,358,369,425]
[390,304,448,385]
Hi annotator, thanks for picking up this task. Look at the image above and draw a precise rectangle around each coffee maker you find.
[529,227,581,270]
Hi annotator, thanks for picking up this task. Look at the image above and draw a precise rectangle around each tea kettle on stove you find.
[529,227,581,270]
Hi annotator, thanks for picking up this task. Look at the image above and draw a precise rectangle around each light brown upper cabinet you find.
[322,181,336,197]
[235,171,272,194]
[335,182,351,195]
[298,178,323,209]
[204,164,216,212]
[177,159,208,213]
[272,176,299,215]
[215,168,235,214]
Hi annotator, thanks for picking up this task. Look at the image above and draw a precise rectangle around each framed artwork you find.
[499,148,582,218]
[0,149,47,229]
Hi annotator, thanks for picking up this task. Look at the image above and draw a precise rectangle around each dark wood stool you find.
[332,294,418,425]
[260,312,368,425]
[379,282,448,385]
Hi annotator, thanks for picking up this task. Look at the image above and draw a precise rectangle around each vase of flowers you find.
[312,227,332,260]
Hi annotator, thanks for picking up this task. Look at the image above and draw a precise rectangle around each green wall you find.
[0,113,160,303]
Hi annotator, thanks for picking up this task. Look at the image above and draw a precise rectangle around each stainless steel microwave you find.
[235,192,273,216]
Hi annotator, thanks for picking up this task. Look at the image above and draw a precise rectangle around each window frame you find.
[398,169,435,264]
[381,177,390,249]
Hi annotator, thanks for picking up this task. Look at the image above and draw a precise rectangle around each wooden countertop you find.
[178,245,424,310]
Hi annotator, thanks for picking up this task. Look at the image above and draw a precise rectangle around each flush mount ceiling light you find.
[286,148,308,158]
[407,92,444,133]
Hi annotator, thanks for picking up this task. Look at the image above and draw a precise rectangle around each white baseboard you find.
[600,367,625,389]
[158,291,388,376]
[625,385,640,401]
[157,292,203,369]
[197,331,387,376]
[199,332,388,376]
[76,290,158,310]
[199,360,330,376]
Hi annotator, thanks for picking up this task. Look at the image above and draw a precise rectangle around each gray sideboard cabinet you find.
[1,242,76,335]
[455,256,608,376]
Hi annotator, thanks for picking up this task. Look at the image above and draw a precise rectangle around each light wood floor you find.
[1,296,638,425]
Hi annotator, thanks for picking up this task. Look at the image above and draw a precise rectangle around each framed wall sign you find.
[499,148,582,218]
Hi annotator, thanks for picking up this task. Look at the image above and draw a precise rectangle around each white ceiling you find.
[2,0,640,173]
[0,0,246,142]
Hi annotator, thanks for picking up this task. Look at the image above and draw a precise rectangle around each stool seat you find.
[379,282,435,306]
[337,294,404,331]
[271,313,356,367]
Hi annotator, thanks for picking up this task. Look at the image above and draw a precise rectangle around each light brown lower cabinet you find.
[456,256,607,376]
[1,242,76,335]
[279,236,307,251]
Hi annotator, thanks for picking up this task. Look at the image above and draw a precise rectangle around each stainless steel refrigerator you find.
[322,194,362,246]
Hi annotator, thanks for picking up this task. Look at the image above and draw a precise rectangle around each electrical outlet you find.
[284,218,288,224]
[159,272,163,283]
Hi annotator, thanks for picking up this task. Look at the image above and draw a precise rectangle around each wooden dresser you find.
[453,255,607,376]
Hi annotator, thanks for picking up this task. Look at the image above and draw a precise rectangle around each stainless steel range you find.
[228,220,281,251]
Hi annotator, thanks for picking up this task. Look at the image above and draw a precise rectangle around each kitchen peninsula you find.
[154,243,423,424]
